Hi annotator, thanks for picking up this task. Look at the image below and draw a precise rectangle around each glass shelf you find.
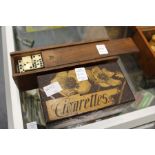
[3,26,155,129]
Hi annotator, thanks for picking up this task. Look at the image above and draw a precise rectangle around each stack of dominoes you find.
[18,54,44,73]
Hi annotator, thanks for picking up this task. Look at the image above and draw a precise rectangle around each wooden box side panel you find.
[133,29,155,77]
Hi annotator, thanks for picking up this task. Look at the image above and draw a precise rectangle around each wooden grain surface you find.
[42,37,139,68]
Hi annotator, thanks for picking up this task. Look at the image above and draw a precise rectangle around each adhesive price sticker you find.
[96,44,108,55]
[75,67,88,81]
[43,82,62,97]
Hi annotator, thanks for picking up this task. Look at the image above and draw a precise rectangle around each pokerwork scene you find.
[1,26,155,129]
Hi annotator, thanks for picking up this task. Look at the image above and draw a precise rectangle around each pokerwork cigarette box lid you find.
[37,60,135,123]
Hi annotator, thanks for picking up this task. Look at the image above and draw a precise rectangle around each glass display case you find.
[2,26,155,129]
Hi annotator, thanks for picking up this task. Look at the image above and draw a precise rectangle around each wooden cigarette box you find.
[38,58,135,123]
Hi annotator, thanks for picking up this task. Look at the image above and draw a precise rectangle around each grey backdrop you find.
[0,27,8,128]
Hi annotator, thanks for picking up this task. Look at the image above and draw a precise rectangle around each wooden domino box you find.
[132,26,155,77]
[10,38,139,91]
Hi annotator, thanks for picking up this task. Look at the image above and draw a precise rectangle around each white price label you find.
[27,121,37,129]
[75,67,88,81]
[43,82,62,97]
[96,44,108,55]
